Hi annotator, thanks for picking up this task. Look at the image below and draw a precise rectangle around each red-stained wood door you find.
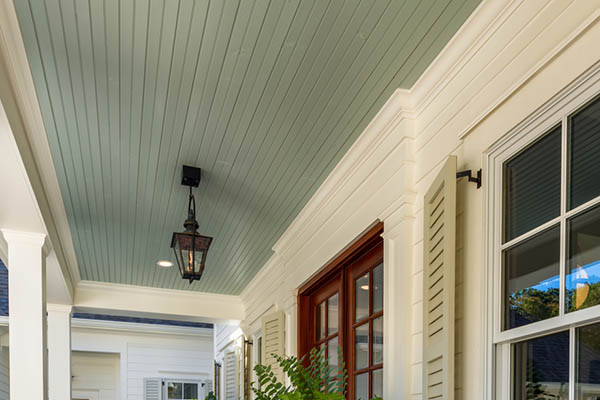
[298,223,383,400]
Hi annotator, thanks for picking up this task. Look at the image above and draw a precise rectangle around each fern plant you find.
[253,346,381,400]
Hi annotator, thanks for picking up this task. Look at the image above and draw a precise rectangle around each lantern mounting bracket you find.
[181,165,201,187]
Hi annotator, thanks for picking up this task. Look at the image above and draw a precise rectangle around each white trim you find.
[411,0,515,113]
[0,230,46,248]
[75,280,245,322]
[271,88,414,261]
[0,313,212,337]
[0,0,80,285]
[72,317,212,337]
[47,303,73,313]
[484,60,600,399]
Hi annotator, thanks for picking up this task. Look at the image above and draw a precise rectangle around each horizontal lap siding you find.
[127,343,213,400]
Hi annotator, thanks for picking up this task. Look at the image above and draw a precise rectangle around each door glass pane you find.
[569,96,600,209]
[373,264,383,313]
[512,331,569,400]
[183,383,197,400]
[328,337,339,377]
[328,293,339,335]
[355,323,369,370]
[567,204,600,313]
[576,322,600,399]
[356,273,369,322]
[503,225,560,330]
[504,125,561,242]
[372,369,383,398]
[316,301,325,339]
[168,382,183,399]
[355,372,369,400]
[373,316,383,365]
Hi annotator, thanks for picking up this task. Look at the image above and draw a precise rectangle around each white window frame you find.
[163,379,203,400]
[484,61,600,400]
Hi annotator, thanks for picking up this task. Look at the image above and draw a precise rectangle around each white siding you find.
[71,323,213,400]
[0,348,9,400]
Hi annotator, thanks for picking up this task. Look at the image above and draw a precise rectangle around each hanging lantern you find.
[171,166,213,283]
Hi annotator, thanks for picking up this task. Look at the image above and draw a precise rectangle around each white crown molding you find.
[71,317,213,337]
[272,88,414,260]
[75,280,244,322]
[409,0,515,114]
[455,6,600,140]
[0,0,80,286]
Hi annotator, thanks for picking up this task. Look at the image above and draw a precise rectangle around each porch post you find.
[47,304,72,400]
[2,230,48,400]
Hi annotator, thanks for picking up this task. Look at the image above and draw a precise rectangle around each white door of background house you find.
[72,390,100,400]
[72,351,120,400]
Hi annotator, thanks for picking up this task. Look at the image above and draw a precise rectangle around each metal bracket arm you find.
[456,169,482,188]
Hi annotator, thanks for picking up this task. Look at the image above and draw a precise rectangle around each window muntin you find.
[501,95,600,333]
[492,88,600,400]
[351,262,384,400]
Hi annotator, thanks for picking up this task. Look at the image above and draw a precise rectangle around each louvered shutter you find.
[261,311,285,382]
[144,378,162,400]
[422,156,456,400]
[225,351,239,400]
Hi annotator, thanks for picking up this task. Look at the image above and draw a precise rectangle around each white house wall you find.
[71,325,213,400]
[238,0,600,399]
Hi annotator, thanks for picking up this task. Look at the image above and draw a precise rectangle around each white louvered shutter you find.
[225,351,239,400]
[261,311,285,382]
[144,378,162,400]
[422,156,456,400]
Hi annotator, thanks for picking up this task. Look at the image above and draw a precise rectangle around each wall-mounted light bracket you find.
[456,169,482,188]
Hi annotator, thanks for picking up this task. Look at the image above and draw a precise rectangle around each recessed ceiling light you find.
[157,260,173,268]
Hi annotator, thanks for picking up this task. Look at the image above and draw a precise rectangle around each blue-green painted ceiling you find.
[15,0,481,294]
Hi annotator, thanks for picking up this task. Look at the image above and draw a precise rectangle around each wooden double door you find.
[298,224,384,400]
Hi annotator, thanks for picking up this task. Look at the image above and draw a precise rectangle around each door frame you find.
[297,221,383,396]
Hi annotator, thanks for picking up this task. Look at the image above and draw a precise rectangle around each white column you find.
[47,304,72,400]
[2,230,48,400]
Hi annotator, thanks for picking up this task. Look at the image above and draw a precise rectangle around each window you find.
[298,223,383,400]
[487,73,600,400]
[166,381,199,400]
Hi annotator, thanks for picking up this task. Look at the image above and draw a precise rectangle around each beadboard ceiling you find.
[15,0,481,294]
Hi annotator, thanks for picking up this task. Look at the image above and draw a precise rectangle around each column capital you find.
[1,229,46,247]
[46,303,73,314]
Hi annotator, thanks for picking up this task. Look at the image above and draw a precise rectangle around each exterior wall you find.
[237,1,600,399]
[72,323,214,400]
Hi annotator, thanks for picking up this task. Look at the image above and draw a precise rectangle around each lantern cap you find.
[182,165,201,187]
